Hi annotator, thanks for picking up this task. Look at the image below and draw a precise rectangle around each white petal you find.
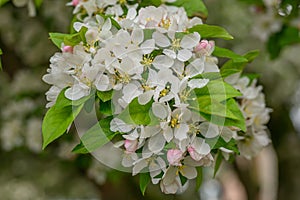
[133,159,148,175]
[204,59,219,72]
[148,133,165,154]
[199,122,219,138]
[102,18,112,31]
[141,126,161,139]
[142,142,153,158]
[132,28,144,44]
[162,166,177,185]
[188,79,209,89]
[65,84,89,100]
[180,33,200,49]
[152,55,174,69]
[117,30,131,45]
[127,7,137,19]
[122,153,137,167]
[110,118,133,133]
[192,137,211,155]
[163,49,176,59]
[220,127,234,142]
[73,22,85,32]
[122,83,142,103]
[153,31,171,47]
[185,58,205,77]
[181,166,197,179]
[174,124,189,141]
[152,102,169,119]
[160,179,179,194]
[172,59,185,75]
[95,74,110,91]
[120,57,135,73]
[138,90,154,105]
[163,126,174,142]
[177,49,192,62]
[141,39,155,54]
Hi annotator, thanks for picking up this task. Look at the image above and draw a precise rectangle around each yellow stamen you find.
[171,38,181,51]
[141,55,154,67]
[170,114,180,128]
[159,18,171,29]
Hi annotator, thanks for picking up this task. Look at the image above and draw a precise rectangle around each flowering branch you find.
[41,0,272,195]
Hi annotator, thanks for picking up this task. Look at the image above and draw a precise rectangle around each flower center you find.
[141,55,153,67]
[171,38,181,51]
[176,165,185,175]
[170,114,180,128]
[114,69,131,84]
[159,18,171,29]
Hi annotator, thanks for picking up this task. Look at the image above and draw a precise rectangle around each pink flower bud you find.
[62,45,73,53]
[194,40,215,56]
[124,139,138,153]
[167,149,183,166]
[72,0,80,6]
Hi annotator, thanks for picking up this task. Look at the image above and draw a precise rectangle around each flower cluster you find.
[42,0,272,194]
[230,76,272,159]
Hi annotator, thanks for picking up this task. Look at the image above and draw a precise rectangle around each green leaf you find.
[42,89,93,149]
[97,13,121,30]
[42,103,84,149]
[267,25,300,59]
[72,142,89,154]
[97,90,113,102]
[242,73,261,83]
[220,60,246,78]
[140,0,162,7]
[193,80,242,102]
[139,173,151,196]
[189,24,233,40]
[129,98,153,125]
[191,98,246,131]
[195,167,203,191]
[189,80,244,129]
[54,88,94,109]
[72,117,118,153]
[179,173,188,185]
[49,27,87,49]
[213,151,223,177]
[192,72,222,81]
[197,98,240,120]
[243,50,260,63]
[169,0,208,18]
[49,33,66,49]
[206,100,245,131]
[64,26,88,46]
[224,98,246,131]
[0,0,9,6]
[118,98,158,125]
[220,50,260,78]
[206,137,239,154]
[99,100,113,116]
[213,47,248,62]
